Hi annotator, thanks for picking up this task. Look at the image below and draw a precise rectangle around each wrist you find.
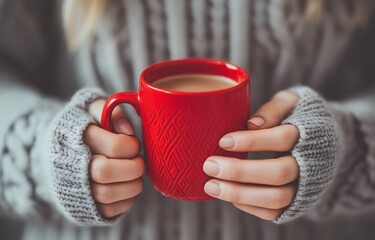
[274,86,341,223]
[47,88,117,225]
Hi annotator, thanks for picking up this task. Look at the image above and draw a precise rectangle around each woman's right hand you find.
[83,99,145,218]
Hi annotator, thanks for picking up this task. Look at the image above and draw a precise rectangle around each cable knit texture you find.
[275,86,340,223]
[0,93,62,219]
[47,88,111,225]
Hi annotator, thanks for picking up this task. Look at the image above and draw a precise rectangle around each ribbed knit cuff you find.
[273,86,341,224]
[47,88,113,225]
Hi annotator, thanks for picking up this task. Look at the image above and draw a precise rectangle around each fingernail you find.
[203,159,220,176]
[248,116,265,127]
[219,136,234,149]
[204,181,221,197]
[115,118,135,135]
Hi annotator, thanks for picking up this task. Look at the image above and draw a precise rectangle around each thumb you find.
[89,99,135,135]
[111,108,135,136]
[248,91,299,130]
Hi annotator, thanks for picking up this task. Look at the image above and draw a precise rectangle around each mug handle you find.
[101,92,141,132]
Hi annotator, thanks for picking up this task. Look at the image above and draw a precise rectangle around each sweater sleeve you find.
[0,0,59,220]
[0,75,64,220]
[0,75,111,226]
[273,86,375,224]
[311,89,375,218]
[47,88,121,225]
[0,0,120,225]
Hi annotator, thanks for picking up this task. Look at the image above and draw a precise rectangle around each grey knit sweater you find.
[1,0,375,239]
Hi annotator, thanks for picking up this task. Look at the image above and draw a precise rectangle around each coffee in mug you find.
[152,74,238,92]
[101,58,250,201]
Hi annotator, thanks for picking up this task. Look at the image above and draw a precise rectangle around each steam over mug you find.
[101,58,250,201]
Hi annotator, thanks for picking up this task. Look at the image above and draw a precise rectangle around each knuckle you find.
[129,138,140,156]
[271,163,292,185]
[135,157,146,177]
[270,104,283,120]
[118,134,132,147]
[278,128,293,151]
[241,134,254,151]
[126,179,143,198]
[228,162,245,182]
[100,205,115,218]
[270,188,291,209]
[278,127,289,142]
[263,100,282,121]
[91,157,110,183]
[220,160,235,178]
[113,135,140,158]
[108,136,124,157]
[226,186,241,204]
[94,185,113,204]
[123,198,135,212]
[134,179,144,195]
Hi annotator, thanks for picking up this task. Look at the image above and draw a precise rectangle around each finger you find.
[84,124,140,159]
[248,91,298,129]
[233,203,284,221]
[89,99,135,135]
[92,178,143,204]
[97,198,135,218]
[90,155,145,184]
[204,180,296,209]
[219,125,299,152]
[203,155,299,185]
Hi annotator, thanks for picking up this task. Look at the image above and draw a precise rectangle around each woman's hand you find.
[203,91,300,221]
[83,99,145,218]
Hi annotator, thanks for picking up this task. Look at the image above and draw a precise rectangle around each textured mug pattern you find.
[142,91,249,200]
[101,58,250,201]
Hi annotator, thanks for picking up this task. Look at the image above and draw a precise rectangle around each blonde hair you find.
[62,0,106,51]
[63,0,366,52]
[305,0,365,23]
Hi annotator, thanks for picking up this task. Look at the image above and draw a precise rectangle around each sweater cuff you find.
[47,88,113,225]
[273,86,341,224]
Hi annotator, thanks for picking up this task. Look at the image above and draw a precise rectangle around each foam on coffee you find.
[152,74,238,92]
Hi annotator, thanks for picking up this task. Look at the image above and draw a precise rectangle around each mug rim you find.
[140,58,250,96]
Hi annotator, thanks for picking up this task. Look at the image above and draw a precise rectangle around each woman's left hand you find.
[203,91,300,221]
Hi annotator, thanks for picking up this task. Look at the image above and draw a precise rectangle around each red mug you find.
[101,58,250,201]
